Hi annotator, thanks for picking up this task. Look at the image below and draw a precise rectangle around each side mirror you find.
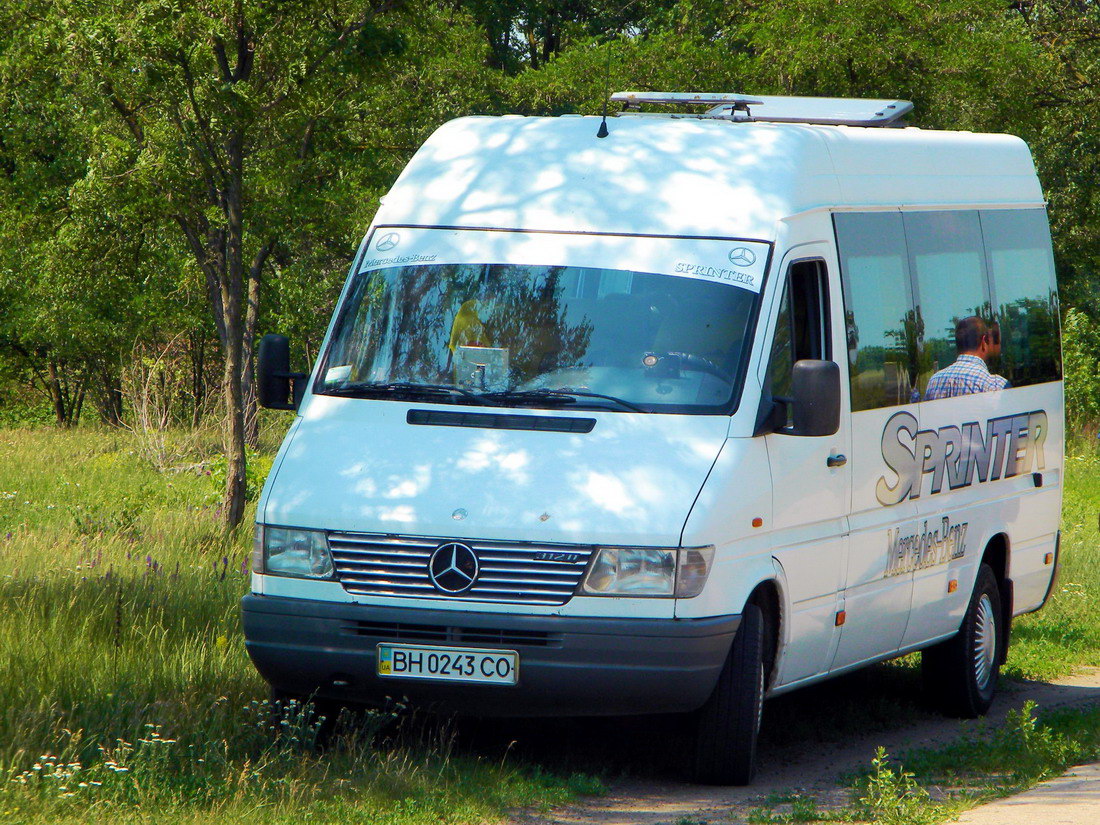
[791,360,840,436]
[257,334,308,410]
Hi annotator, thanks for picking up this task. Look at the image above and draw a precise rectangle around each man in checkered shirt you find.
[924,316,1009,400]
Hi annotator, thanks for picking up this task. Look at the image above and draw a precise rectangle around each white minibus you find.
[244,94,1063,785]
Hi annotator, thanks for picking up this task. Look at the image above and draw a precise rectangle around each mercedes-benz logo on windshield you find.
[375,232,401,252]
[428,542,480,594]
[728,246,757,267]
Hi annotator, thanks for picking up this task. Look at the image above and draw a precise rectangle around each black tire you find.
[691,602,765,785]
[922,564,1003,718]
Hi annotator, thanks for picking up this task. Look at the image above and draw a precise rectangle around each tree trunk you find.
[191,332,206,428]
[97,363,125,426]
[221,332,248,529]
[72,382,86,425]
[241,240,273,449]
[220,133,249,530]
[47,359,69,427]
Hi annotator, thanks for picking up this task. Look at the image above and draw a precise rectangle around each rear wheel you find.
[922,564,1002,717]
[691,602,764,785]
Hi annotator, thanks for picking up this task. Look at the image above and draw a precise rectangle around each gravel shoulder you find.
[505,667,1100,825]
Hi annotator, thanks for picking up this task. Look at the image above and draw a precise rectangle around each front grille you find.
[328,533,594,606]
[343,620,562,648]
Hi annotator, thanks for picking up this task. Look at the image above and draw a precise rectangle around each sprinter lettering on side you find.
[876,410,1048,506]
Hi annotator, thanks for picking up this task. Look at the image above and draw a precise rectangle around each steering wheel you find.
[645,351,733,384]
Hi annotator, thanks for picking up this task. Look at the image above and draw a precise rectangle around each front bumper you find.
[241,595,739,716]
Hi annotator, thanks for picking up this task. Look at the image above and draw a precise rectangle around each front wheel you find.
[922,564,1003,718]
[691,602,765,785]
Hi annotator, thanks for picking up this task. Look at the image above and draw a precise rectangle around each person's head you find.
[955,316,993,360]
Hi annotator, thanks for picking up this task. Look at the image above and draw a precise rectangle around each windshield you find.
[317,230,768,413]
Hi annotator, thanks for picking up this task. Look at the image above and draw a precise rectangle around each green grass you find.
[0,426,1097,823]
[1006,442,1100,680]
[0,426,600,823]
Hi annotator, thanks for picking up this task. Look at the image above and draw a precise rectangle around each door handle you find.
[827,454,847,468]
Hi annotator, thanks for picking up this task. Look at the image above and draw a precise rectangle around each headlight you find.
[255,525,335,579]
[581,546,714,598]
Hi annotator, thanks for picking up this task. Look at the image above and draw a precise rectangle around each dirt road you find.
[500,665,1100,825]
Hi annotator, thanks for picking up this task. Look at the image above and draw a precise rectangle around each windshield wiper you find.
[485,388,645,413]
[325,381,500,405]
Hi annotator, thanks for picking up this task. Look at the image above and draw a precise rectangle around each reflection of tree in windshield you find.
[321,261,758,411]
[997,292,1060,386]
[482,266,592,385]
[335,264,591,386]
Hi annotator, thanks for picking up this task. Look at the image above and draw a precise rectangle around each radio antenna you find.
[596,40,612,138]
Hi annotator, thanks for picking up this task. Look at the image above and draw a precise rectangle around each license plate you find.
[376,643,519,686]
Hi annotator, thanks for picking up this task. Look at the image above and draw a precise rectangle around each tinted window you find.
[766,260,829,424]
[906,211,991,395]
[768,281,793,403]
[981,209,1061,386]
[835,213,917,410]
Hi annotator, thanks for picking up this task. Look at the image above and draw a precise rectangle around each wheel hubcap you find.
[974,593,997,691]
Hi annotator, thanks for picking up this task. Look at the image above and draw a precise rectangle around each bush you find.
[1062,306,1100,434]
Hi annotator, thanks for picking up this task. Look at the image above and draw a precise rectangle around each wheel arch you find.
[980,531,1013,666]
[747,577,782,690]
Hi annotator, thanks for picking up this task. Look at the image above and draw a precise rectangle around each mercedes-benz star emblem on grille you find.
[428,542,480,594]
[375,232,401,252]
[728,246,757,267]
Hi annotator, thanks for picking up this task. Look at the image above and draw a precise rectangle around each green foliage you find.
[855,747,936,825]
[1062,307,1100,432]
[1,0,1099,434]
[206,446,274,504]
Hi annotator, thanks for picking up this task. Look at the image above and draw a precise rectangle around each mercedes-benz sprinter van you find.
[243,94,1063,785]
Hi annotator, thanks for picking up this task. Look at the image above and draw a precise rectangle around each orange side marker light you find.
[835,610,846,627]
[1044,553,1054,565]
[948,579,958,594]
[751,517,764,528]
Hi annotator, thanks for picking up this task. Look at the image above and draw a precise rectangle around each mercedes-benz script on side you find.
[243,93,1063,786]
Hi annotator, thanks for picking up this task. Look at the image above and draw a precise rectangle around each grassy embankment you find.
[0,426,598,824]
[0,426,1097,823]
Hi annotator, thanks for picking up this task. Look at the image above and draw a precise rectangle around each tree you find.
[9,0,415,527]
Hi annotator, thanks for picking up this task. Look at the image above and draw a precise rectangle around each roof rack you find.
[609,92,913,127]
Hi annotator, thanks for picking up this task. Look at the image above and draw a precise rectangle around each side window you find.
[834,213,916,410]
[767,282,794,401]
[905,211,990,395]
[980,209,1061,386]
[767,260,830,423]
